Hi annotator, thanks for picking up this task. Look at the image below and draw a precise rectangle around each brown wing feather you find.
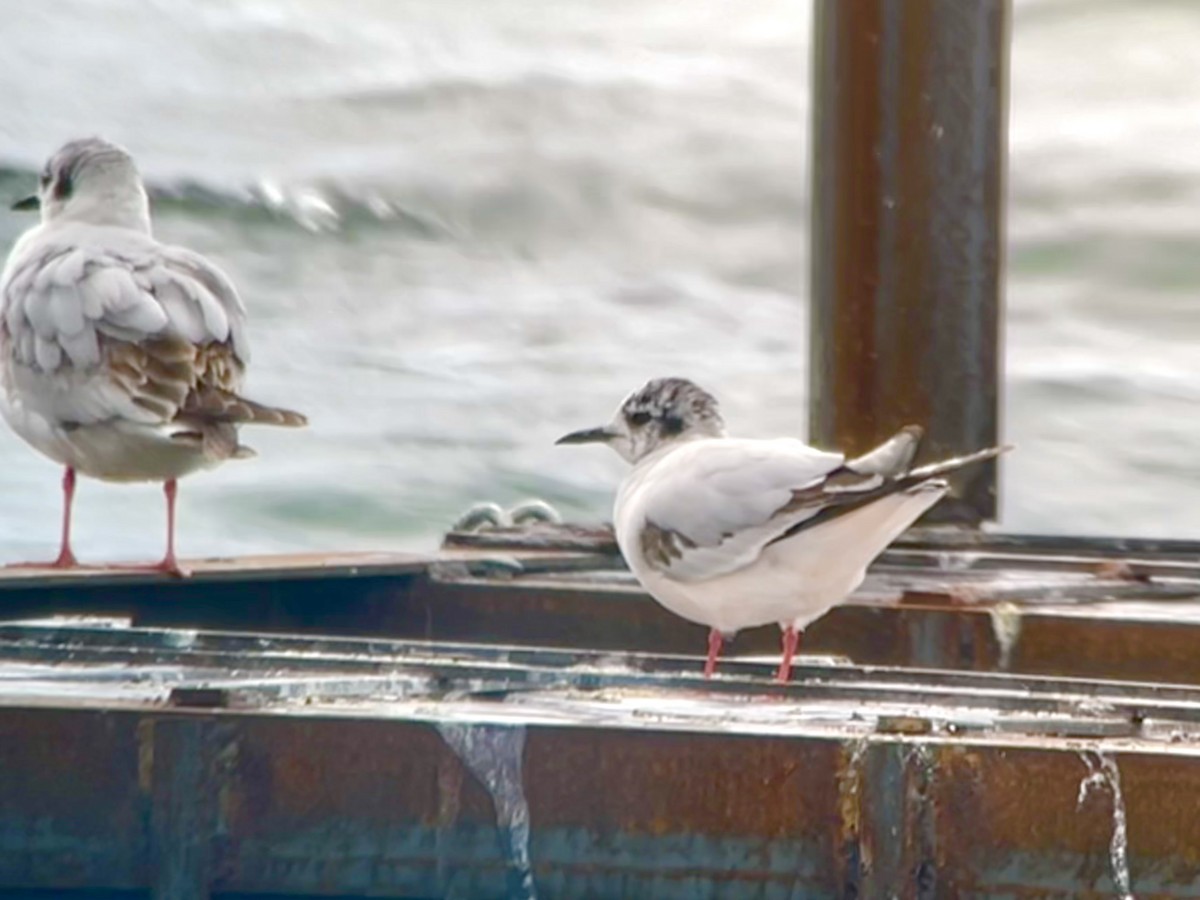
[104,334,306,464]
[180,344,307,427]
[107,337,202,420]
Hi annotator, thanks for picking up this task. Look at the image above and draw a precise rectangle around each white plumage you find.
[0,137,305,573]
[558,377,1007,680]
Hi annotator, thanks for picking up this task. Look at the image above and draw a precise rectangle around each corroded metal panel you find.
[2,533,1200,687]
[1,624,1200,899]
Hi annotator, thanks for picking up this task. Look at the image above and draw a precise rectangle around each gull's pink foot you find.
[155,557,191,578]
[96,557,191,578]
[3,549,80,570]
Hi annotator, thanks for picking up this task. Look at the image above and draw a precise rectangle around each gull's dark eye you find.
[39,171,50,188]
[628,411,652,427]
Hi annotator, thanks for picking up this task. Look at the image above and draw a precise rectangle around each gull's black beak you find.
[11,195,39,212]
[555,426,617,446]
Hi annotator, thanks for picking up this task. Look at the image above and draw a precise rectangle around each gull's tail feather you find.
[181,388,308,427]
[226,394,308,428]
[769,440,1012,547]
[906,442,1013,484]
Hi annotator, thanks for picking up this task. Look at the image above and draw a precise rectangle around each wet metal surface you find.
[435,525,1200,688]
[3,527,1200,691]
[2,621,1200,897]
[809,0,1010,523]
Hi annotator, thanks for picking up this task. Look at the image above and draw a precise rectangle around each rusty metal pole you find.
[809,0,1010,523]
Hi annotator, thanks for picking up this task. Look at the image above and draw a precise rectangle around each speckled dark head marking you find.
[51,170,73,202]
[40,137,135,206]
[620,377,724,439]
[556,377,728,464]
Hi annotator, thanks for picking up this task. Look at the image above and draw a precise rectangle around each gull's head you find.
[556,377,726,464]
[13,137,150,232]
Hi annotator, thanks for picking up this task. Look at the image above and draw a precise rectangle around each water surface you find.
[0,0,1198,561]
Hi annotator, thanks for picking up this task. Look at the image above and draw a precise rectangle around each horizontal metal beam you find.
[3,621,1199,729]
[1,541,1199,687]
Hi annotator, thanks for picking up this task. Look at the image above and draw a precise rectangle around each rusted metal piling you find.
[809,0,1010,522]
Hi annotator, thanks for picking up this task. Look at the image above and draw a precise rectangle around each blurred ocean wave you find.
[0,0,1198,561]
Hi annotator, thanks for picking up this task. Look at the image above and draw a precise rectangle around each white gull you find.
[0,137,306,575]
[558,377,1008,681]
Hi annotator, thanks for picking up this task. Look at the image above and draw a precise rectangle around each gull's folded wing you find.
[634,428,943,583]
[633,437,848,582]
[1,226,250,428]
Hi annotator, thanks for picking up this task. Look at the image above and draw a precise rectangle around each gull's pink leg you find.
[52,467,79,567]
[775,625,801,683]
[154,479,188,577]
[5,467,79,569]
[703,628,723,678]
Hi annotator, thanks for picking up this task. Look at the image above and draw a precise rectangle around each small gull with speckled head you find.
[0,137,307,575]
[558,377,1008,681]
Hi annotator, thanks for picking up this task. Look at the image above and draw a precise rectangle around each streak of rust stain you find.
[10,704,1200,894]
[833,740,868,892]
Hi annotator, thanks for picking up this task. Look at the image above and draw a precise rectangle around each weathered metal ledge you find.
[0,619,1197,898]
[2,528,1199,687]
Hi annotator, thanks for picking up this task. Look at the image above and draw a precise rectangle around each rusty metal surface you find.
[0,621,1200,897]
[413,576,1200,685]
[434,524,1200,686]
[809,0,1010,523]
[2,526,1200,688]
[0,548,603,588]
